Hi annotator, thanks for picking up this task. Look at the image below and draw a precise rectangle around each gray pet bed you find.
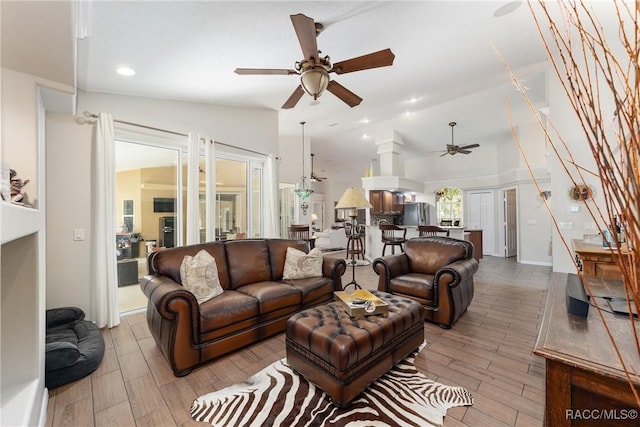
[45,307,105,389]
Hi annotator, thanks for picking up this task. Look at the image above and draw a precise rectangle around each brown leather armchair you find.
[373,236,478,328]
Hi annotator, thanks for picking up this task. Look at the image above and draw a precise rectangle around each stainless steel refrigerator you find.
[402,203,436,226]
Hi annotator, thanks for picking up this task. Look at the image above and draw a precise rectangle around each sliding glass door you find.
[214,156,264,240]
[115,139,182,313]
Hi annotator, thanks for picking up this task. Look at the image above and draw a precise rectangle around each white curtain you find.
[186,132,201,244]
[92,113,119,328]
[205,139,216,241]
[263,154,279,237]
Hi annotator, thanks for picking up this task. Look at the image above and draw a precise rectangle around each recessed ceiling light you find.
[361,118,370,124]
[408,96,420,103]
[116,66,136,76]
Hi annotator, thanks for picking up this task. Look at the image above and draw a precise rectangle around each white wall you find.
[46,91,279,321]
[406,121,553,265]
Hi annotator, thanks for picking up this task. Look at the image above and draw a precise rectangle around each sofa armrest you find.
[140,274,199,320]
[140,274,202,375]
[432,257,479,307]
[372,254,410,292]
[321,257,347,291]
[435,258,479,289]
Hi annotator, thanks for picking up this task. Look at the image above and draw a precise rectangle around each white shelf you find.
[1,201,42,244]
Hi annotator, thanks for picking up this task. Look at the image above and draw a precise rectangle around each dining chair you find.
[288,224,311,244]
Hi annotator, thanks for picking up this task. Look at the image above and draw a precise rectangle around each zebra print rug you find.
[191,344,473,426]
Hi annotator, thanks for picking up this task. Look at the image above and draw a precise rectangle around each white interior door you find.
[504,189,517,257]
[467,191,494,256]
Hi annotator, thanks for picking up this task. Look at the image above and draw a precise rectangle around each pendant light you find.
[293,121,313,214]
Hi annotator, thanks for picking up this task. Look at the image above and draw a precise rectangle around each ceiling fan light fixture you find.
[300,68,329,100]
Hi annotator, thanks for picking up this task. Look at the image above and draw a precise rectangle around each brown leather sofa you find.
[141,239,346,376]
[372,236,478,328]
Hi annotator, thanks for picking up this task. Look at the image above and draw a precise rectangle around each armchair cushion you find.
[389,272,434,302]
[405,239,468,275]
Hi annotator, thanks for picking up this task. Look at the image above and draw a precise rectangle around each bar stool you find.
[418,225,450,237]
[344,223,365,260]
[380,224,407,256]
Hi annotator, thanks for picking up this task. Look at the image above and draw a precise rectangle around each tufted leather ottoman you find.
[285,290,424,407]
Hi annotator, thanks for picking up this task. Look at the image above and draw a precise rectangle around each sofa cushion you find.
[180,250,224,304]
[199,290,260,333]
[282,276,334,304]
[283,247,323,279]
[226,240,272,288]
[405,239,468,275]
[390,273,434,302]
[236,281,302,314]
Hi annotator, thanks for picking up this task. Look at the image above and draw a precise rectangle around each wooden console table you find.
[534,274,640,426]
[572,239,632,280]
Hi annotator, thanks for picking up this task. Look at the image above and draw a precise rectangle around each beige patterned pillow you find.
[282,247,323,280]
[180,249,224,304]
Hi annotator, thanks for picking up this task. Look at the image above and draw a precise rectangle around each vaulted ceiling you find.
[3,1,558,183]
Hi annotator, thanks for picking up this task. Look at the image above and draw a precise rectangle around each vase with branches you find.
[501,0,639,406]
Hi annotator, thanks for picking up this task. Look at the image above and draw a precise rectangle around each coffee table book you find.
[334,289,389,318]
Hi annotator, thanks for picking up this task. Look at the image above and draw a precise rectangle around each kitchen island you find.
[364,225,480,260]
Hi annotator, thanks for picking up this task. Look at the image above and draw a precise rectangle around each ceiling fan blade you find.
[330,48,395,75]
[235,68,298,75]
[439,152,450,157]
[291,13,319,60]
[282,85,305,109]
[458,143,480,150]
[326,80,363,107]
[457,149,472,154]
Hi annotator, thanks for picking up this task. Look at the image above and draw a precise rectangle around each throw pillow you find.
[180,249,224,304]
[282,247,323,280]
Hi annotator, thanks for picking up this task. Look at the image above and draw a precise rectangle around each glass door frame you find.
[214,150,265,240]
[114,136,186,249]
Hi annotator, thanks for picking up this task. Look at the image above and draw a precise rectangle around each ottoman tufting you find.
[285,290,424,406]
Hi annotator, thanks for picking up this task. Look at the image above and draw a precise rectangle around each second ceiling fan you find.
[440,122,480,157]
[234,13,395,109]
[310,153,327,182]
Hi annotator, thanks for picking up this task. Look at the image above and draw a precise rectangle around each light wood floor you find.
[46,256,551,427]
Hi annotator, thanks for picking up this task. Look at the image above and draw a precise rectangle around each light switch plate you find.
[73,228,85,241]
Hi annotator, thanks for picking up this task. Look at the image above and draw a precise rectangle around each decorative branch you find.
[501,0,640,406]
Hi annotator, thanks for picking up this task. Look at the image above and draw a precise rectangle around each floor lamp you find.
[335,187,372,291]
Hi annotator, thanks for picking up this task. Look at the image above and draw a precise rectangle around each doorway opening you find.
[504,188,517,258]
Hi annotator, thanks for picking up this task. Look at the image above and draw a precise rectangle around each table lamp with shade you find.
[335,187,372,290]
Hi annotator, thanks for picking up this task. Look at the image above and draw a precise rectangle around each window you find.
[122,200,134,232]
[436,187,463,226]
